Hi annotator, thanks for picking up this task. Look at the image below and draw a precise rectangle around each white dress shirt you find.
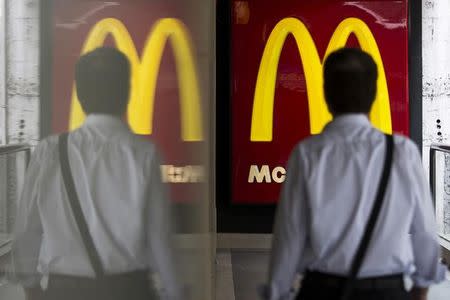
[267,114,447,300]
[11,114,180,299]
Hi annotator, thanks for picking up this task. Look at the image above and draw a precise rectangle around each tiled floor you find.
[0,284,24,300]
[230,251,268,300]
[216,249,450,300]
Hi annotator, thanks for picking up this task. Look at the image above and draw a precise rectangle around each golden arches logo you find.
[251,17,392,142]
[70,18,203,142]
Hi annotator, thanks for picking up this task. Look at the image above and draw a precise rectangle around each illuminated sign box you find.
[231,0,409,204]
[49,1,207,202]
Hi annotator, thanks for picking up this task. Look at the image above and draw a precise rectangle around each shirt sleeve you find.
[264,148,308,300]
[145,149,181,300]
[10,146,43,287]
[409,143,447,287]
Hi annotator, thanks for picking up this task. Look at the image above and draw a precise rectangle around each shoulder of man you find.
[30,134,60,162]
[127,134,159,156]
[391,133,422,160]
[289,132,330,157]
[117,134,164,167]
[285,135,323,168]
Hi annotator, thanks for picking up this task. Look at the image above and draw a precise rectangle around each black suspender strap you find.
[340,134,394,300]
[58,133,105,278]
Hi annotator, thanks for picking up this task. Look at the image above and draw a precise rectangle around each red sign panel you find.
[231,0,409,204]
[51,1,206,202]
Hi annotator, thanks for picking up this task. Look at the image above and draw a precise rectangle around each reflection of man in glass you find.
[265,48,447,300]
[11,47,180,300]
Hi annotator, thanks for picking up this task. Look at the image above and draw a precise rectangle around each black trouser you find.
[296,271,411,300]
[26,271,157,300]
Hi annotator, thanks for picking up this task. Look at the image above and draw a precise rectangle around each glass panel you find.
[0,147,29,288]
[0,148,29,235]
[0,0,5,145]
[433,151,450,242]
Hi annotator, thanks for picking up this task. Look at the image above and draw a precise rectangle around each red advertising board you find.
[50,0,207,202]
[231,0,409,204]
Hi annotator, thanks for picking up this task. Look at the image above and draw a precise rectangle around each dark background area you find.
[216,0,275,233]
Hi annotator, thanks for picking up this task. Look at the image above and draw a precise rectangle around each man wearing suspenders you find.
[11,47,180,300]
[264,48,447,300]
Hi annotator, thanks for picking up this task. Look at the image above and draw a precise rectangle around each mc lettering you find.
[248,165,286,184]
[160,165,205,183]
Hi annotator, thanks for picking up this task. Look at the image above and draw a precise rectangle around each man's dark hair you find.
[323,48,378,115]
[75,47,130,115]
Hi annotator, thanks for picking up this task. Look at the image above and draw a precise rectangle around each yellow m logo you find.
[70,18,203,142]
[251,17,392,142]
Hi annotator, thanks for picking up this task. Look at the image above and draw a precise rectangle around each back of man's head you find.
[323,48,378,116]
[75,47,130,116]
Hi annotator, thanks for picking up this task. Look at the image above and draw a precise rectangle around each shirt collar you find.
[324,113,372,131]
[83,114,130,133]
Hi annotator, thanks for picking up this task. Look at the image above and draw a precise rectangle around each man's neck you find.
[332,112,369,119]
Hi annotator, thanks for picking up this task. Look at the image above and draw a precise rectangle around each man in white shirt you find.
[11,47,180,299]
[264,48,447,300]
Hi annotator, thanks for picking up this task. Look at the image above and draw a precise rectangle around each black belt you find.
[303,271,404,291]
